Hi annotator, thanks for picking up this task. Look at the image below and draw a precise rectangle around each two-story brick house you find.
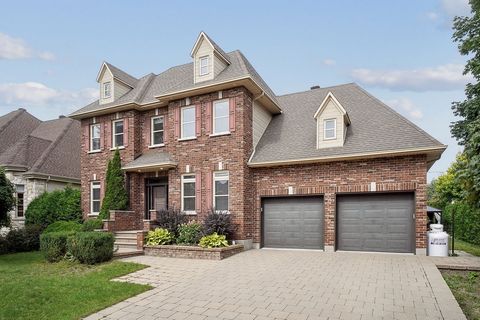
[70,32,446,254]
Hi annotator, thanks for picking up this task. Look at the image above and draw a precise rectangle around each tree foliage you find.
[451,1,480,207]
[99,149,128,219]
[0,167,15,227]
[428,154,465,209]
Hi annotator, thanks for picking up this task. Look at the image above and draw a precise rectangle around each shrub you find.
[199,233,228,248]
[67,232,114,264]
[99,149,128,219]
[25,187,82,228]
[203,209,236,239]
[43,221,82,234]
[155,209,187,237]
[5,225,42,253]
[0,166,15,228]
[0,235,8,255]
[40,231,75,262]
[82,218,104,231]
[145,228,173,246]
[176,221,203,245]
[443,201,480,245]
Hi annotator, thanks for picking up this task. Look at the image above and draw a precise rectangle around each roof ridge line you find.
[134,73,156,103]
[277,83,356,98]
[0,109,30,132]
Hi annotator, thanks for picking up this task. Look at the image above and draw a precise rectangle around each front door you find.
[146,178,168,219]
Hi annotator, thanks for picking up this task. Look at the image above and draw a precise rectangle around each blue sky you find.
[0,0,472,181]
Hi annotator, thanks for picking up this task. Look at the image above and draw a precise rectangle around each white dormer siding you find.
[314,92,350,149]
[191,32,229,84]
[97,63,134,105]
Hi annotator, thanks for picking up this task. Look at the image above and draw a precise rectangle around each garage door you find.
[337,193,414,253]
[263,197,324,249]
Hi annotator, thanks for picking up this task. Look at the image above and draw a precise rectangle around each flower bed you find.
[144,244,244,260]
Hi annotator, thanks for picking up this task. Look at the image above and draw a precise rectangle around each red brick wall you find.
[251,155,428,249]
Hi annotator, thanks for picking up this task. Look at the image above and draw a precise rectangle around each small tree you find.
[99,149,128,219]
[0,166,15,227]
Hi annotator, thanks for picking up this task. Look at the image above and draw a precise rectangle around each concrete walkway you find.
[85,250,466,320]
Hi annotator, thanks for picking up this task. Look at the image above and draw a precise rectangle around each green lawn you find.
[442,270,480,320]
[0,251,152,320]
[452,238,480,257]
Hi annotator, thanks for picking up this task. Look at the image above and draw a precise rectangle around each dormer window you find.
[103,82,111,98]
[199,56,209,76]
[324,119,336,140]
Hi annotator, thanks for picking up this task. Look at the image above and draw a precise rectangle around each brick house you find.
[70,32,446,254]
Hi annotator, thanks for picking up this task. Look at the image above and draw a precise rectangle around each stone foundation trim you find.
[144,244,244,260]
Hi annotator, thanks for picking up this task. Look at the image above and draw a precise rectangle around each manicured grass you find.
[451,238,480,257]
[442,270,480,320]
[0,251,151,320]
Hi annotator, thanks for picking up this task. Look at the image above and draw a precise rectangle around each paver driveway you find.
[86,250,465,320]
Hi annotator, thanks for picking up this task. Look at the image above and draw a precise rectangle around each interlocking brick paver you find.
[83,250,467,320]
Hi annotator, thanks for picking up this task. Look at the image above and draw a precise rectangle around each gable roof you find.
[0,109,81,182]
[97,62,139,88]
[190,31,231,65]
[313,91,351,124]
[249,83,446,168]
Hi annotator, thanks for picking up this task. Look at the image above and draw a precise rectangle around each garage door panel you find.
[337,193,414,253]
[263,197,324,249]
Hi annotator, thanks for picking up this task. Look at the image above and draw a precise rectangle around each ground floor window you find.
[90,181,101,214]
[213,171,229,211]
[15,185,24,217]
[182,174,196,213]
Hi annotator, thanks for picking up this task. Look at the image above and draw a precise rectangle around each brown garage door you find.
[263,197,324,249]
[337,193,414,253]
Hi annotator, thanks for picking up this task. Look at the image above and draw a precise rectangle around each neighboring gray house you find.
[0,109,81,228]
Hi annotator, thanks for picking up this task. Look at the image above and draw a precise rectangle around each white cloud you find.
[0,82,98,113]
[0,32,55,60]
[323,59,336,66]
[426,11,440,21]
[441,0,470,18]
[386,98,423,120]
[351,63,472,91]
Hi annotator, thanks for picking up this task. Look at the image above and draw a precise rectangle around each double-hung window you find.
[90,181,101,214]
[90,124,101,151]
[15,185,25,218]
[181,106,196,139]
[213,171,229,212]
[181,174,196,213]
[213,99,229,135]
[112,120,124,148]
[199,56,209,76]
[151,116,164,146]
[103,82,111,98]
[324,119,336,140]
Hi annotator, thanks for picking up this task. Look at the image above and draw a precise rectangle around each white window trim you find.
[90,181,101,215]
[181,174,196,215]
[112,119,124,148]
[181,106,196,139]
[213,171,229,213]
[213,99,230,135]
[90,124,101,152]
[15,185,25,219]
[150,116,165,147]
[199,56,209,76]
[103,82,111,99]
[323,118,336,140]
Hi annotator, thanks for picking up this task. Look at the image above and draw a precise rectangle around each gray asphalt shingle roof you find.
[250,83,445,164]
[122,150,176,170]
[104,62,139,88]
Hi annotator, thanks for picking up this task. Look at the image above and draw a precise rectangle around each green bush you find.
[5,225,42,253]
[43,221,82,234]
[25,187,82,228]
[203,209,236,239]
[443,201,480,245]
[40,231,75,262]
[0,235,8,254]
[176,222,203,245]
[145,228,173,246]
[199,233,228,248]
[67,232,114,264]
[82,218,104,231]
[99,149,128,219]
[155,209,187,237]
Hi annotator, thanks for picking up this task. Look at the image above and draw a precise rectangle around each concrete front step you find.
[114,236,137,244]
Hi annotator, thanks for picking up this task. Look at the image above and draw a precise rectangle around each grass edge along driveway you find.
[0,251,151,320]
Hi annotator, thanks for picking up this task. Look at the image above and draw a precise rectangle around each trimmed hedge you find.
[443,201,480,245]
[1,225,42,254]
[67,232,114,264]
[81,218,104,231]
[43,221,82,234]
[40,231,75,262]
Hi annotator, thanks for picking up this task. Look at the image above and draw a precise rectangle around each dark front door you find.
[146,177,168,219]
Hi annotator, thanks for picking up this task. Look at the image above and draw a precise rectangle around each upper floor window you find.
[15,184,24,218]
[199,56,209,76]
[112,120,124,148]
[324,119,336,140]
[213,99,229,134]
[90,124,101,151]
[181,106,196,139]
[151,116,164,146]
[103,82,111,98]
[213,171,229,212]
[181,174,196,213]
[90,181,101,214]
